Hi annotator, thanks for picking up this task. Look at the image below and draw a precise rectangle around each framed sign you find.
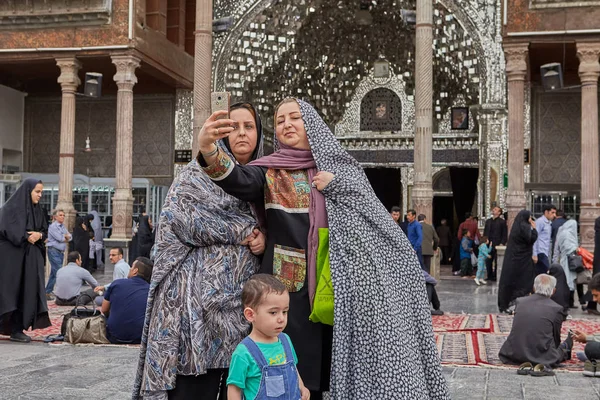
[374,60,390,78]
[175,149,193,164]
[451,107,469,130]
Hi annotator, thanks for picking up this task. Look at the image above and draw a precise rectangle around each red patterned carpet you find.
[0,302,72,342]
[432,313,600,371]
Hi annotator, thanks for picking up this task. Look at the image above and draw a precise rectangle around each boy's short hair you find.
[462,228,469,236]
[242,274,287,309]
[480,236,488,243]
[589,273,600,292]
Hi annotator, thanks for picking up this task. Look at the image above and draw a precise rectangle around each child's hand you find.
[487,255,492,259]
[300,385,310,400]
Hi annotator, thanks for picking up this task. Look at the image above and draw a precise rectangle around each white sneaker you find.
[480,279,487,285]
[475,278,481,286]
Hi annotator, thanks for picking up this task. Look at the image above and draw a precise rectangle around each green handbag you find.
[309,228,334,326]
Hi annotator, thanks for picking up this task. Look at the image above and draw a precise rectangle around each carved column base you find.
[579,204,600,249]
[505,190,526,233]
[111,190,133,240]
[412,183,433,220]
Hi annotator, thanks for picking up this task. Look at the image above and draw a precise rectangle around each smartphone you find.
[211,92,231,120]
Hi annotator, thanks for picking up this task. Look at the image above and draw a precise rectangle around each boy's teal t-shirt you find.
[227,333,298,400]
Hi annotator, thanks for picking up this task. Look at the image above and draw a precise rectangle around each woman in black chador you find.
[0,178,51,342]
[498,210,538,313]
[136,215,155,258]
[73,216,91,272]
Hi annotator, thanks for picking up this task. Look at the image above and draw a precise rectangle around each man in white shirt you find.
[93,247,130,305]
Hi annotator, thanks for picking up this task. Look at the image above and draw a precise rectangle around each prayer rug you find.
[476,332,507,365]
[432,314,467,332]
[477,331,586,371]
[490,313,513,333]
[459,314,491,331]
[432,314,490,332]
[436,332,477,365]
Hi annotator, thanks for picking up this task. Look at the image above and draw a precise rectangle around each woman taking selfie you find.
[198,98,449,399]
[134,103,266,400]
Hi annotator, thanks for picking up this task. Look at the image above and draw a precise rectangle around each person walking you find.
[418,214,439,274]
[407,209,424,268]
[0,178,51,342]
[553,219,580,309]
[498,210,537,314]
[483,206,507,281]
[533,204,556,276]
[436,219,453,265]
[45,209,71,299]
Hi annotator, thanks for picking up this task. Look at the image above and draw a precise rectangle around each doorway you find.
[433,196,456,233]
[364,168,402,212]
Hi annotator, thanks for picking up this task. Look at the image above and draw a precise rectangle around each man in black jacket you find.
[483,206,507,281]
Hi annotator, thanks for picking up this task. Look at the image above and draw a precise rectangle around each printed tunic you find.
[203,152,333,392]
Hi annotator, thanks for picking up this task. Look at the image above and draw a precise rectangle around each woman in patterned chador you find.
[198,98,449,399]
[133,103,266,400]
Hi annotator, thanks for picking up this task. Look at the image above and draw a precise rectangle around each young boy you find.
[227,274,310,400]
[460,229,474,277]
[476,236,492,285]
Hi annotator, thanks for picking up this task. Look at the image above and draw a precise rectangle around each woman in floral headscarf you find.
[198,98,449,399]
[133,103,265,400]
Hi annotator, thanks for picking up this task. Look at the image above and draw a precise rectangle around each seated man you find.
[499,274,572,367]
[93,247,131,306]
[101,256,153,344]
[572,273,600,374]
[54,251,99,306]
[423,270,444,315]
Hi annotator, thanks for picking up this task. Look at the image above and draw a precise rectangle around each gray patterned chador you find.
[296,100,449,399]
[133,104,265,399]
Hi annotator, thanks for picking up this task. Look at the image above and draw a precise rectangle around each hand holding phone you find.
[211,92,231,120]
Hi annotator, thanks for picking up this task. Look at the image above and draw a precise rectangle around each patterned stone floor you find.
[1,271,600,399]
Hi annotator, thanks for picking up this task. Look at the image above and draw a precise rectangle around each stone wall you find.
[24,94,175,186]
[531,88,581,184]
[506,0,600,33]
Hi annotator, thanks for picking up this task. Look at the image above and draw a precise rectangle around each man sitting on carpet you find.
[93,247,130,306]
[54,251,99,306]
[499,274,572,368]
[101,256,153,344]
[572,273,600,375]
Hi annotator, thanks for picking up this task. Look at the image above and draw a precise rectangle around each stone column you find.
[191,0,213,156]
[577,42,600,249]
[412,0,434,220]
[55,57,81,231]
[110,55,140,241]
[503,43,528,231]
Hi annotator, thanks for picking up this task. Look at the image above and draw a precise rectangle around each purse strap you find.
[73,293,97,317]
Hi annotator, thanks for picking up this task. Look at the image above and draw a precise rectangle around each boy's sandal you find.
[530,364,555,377]
[517,362,534,375]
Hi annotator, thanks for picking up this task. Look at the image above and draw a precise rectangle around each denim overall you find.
[242,334,301,400]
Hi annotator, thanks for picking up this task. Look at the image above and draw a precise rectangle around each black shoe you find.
[10,331,32,343]
[588,309,600,316]
[431,309,444,316]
